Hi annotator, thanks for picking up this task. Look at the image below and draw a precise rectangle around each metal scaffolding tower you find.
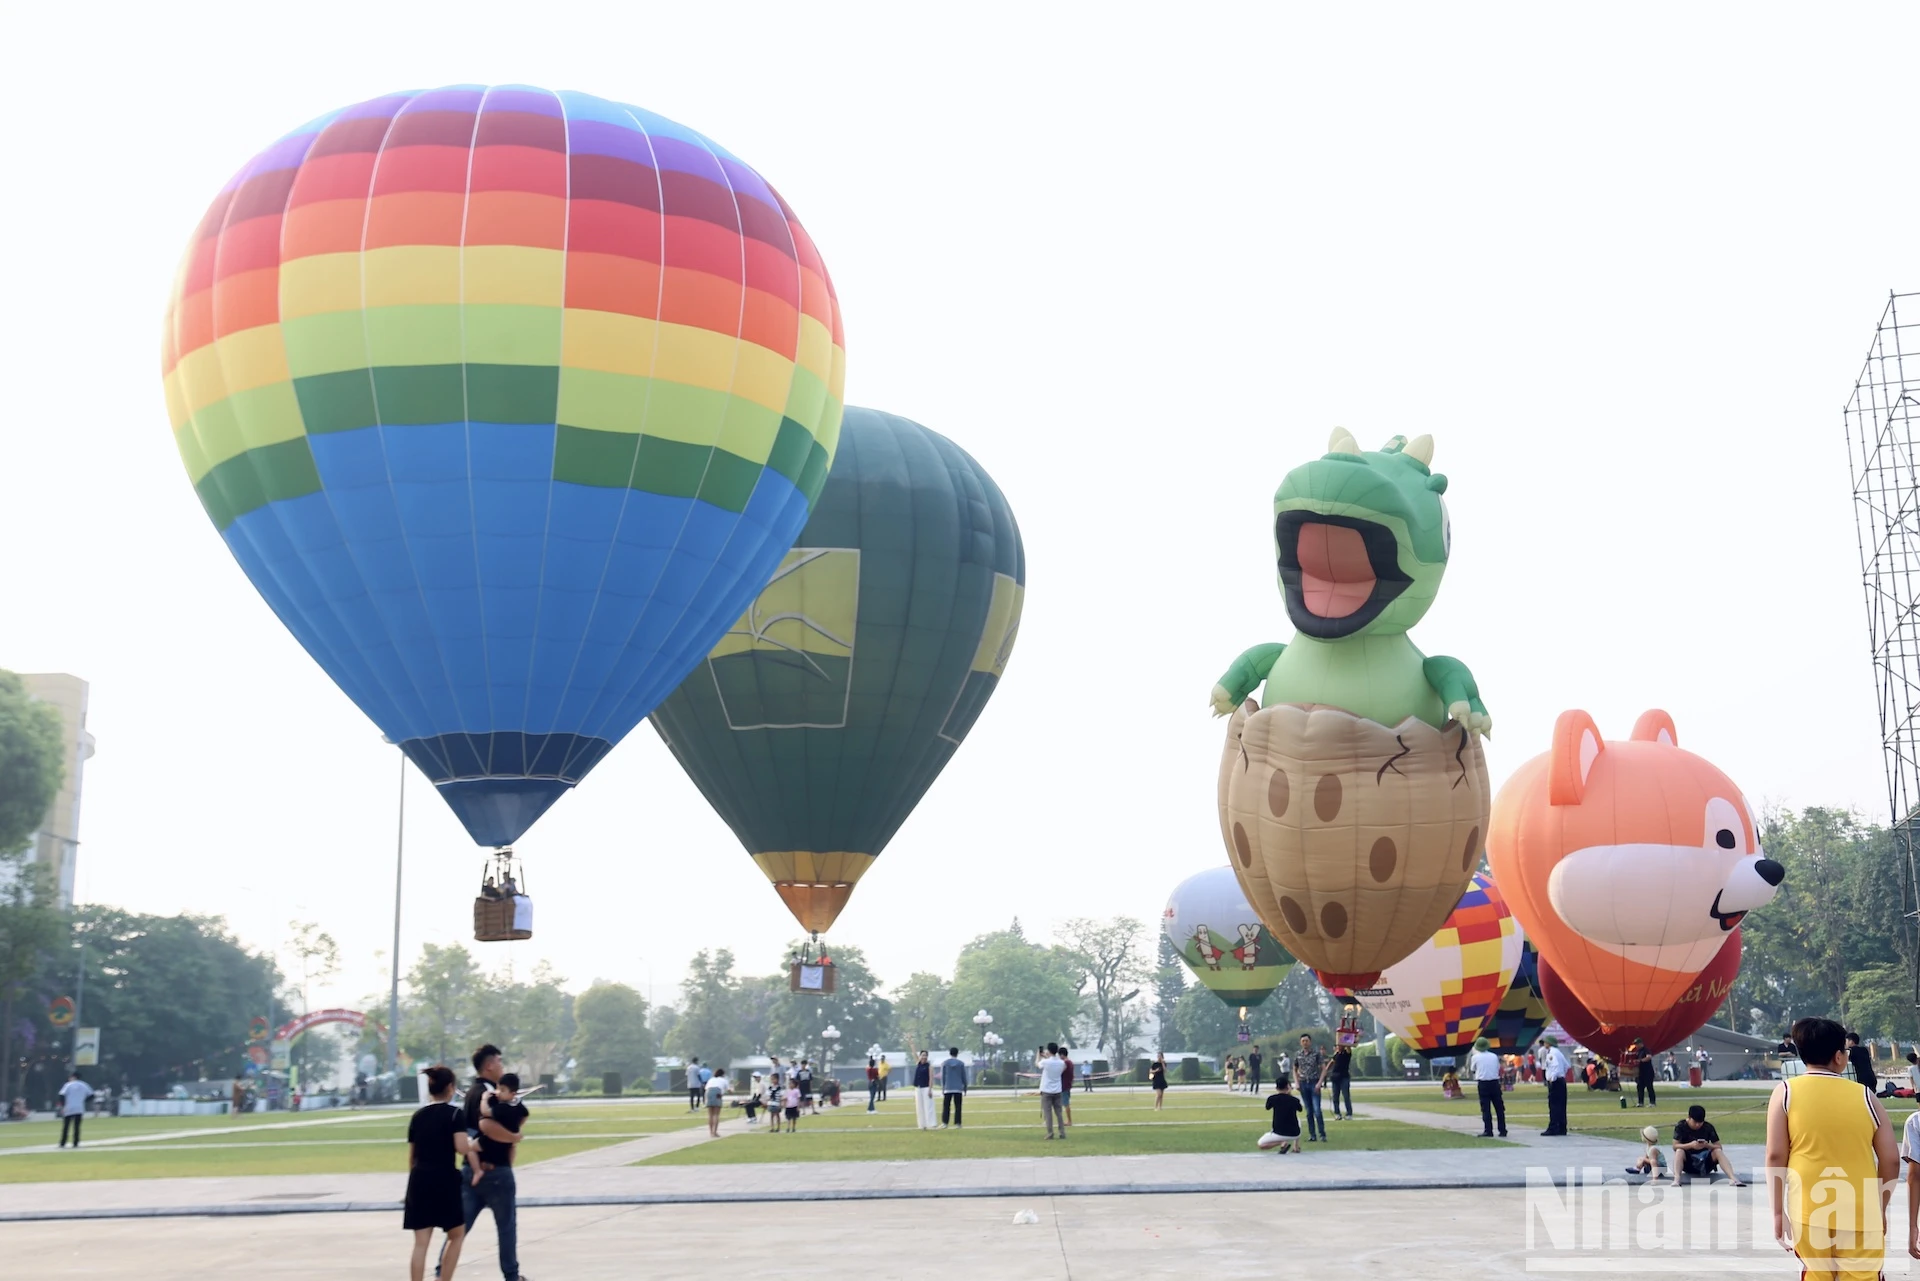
[1847,291,1920,1008]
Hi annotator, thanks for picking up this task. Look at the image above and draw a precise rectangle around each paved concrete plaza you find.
[8,1187,1914,1279]
[7,1085,1884,1279]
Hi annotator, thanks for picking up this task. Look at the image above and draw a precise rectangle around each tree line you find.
[4,636,1916,1101]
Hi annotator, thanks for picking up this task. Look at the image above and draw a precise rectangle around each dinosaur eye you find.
[1715,829,1736,849]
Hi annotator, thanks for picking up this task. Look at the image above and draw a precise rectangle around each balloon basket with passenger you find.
[473,849,533,943]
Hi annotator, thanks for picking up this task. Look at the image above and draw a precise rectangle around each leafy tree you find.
[1152,932,1185,1042]
[664,949,748,1068]
[60,908,282,1093]
[764,942,892,1067]
[1739,808,1906,1034]
[403,943,483,1068]
[737,973,787,1056]
[1170,979,1298,1053]
[1844,964,1917,1042]
[1056,916,1147,1055]
[892,971,949,1055]
[943,930,1080,1056]
[472,961,574,1080]
[0,853,65,1104]
[571,982,652,1086]
[649,1001,681,1052]
[281,920,343,1081]
[0,670,64,856]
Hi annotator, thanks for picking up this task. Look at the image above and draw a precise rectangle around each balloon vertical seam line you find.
[539,100,672,764]
[353,93,477,777]
[456,86,502,772]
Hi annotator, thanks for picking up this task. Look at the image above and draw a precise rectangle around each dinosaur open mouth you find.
[1708,890,1745,933]
[1276,512,1412,639]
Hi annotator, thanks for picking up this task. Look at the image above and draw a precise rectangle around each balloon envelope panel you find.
[1538,932,1742,1061]
[1483,940,1550,1052]
[650,407,1023,933]
[161,86,846,847]
[1322,872,1522,1058]
[1163,866,1294,1008]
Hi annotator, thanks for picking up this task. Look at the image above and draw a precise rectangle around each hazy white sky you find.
[5,3,1918,1018]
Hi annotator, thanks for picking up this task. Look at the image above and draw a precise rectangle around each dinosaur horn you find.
[1328,427,1361,456]
[1403,434,1435,466]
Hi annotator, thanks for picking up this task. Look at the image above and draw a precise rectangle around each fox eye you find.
[1715,829,1736,849]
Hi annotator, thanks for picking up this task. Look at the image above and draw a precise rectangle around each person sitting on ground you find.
[1674,1103,1746,1185]
[471,1074,527,1186]
[1259,1074,1303,1154]
[1626,1123,1671,1182]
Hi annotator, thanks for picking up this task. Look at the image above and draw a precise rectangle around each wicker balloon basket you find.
[473,850,532,943]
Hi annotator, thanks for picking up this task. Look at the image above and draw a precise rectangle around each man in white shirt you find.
[1037,1042,1067,1139]
[58,1071,93,1148]
[1536,1035,1571,1136]
[1468,1037,1507,1138]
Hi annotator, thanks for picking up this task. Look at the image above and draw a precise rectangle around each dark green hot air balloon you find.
[650,407,1024,934]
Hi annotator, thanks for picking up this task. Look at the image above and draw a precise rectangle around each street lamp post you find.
[983,1031,1003,1070]
[972,1009,992,1072]
[70,940,85,1072]
[822,1024,841,1081]
[387,750,404,1079]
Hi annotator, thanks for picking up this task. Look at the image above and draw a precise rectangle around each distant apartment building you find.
[17,673,95,909]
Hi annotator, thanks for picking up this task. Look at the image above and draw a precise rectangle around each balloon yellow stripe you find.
[559,311,800,415]
[751,851,874,886]
[462,246,564,308]
[278,252,362,319]
[794,312,835,384]
[361,245,462,309]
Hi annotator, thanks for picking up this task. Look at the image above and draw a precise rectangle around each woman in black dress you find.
[1150,1053,1169,1111]
[406,1065,471,1281]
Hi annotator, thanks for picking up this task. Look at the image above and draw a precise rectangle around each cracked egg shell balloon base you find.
[1218,699,1490,990]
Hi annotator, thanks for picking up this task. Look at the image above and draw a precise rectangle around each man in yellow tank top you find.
[1765,1016,1898,1280]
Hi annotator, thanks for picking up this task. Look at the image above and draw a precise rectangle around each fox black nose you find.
[1755,859,1785,887]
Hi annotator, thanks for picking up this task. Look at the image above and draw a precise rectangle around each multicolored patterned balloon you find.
[161,86,845,847]
[1318,872,1522,1058]
[1164,866,1295,1009]
[1483,940,1550,1052]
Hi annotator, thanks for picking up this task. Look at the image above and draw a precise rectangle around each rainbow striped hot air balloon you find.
[161,86,845,847]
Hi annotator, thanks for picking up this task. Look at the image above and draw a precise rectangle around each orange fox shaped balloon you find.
[1485,709,1783,1027]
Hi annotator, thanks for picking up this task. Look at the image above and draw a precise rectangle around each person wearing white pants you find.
[912,1050,939,1129]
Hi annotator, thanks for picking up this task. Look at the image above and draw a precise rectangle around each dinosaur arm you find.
[1422,654,1491,737]
[1211,643,1286,715]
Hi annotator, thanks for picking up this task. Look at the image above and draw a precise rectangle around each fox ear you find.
[1550,710,1604,806]
[1630,710,1677,746]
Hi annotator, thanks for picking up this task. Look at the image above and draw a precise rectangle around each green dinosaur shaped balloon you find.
[1213,430,1492,990]
[1210,428,1489,734]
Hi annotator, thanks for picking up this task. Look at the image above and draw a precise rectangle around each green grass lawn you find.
[1356,1082,1918,1145]
[640,1090,1498,1165]
[0,1099,707,1182]
[0,1134,625,1184]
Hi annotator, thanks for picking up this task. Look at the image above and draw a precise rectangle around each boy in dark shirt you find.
[472,1073,528,1185]
[1261,1074,1304,1154]
[1672,1104,1744,1184]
